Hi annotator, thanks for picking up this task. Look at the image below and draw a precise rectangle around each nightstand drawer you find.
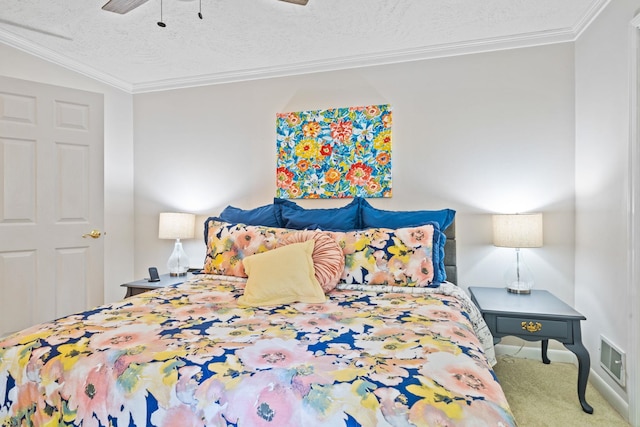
[496,317,570,340]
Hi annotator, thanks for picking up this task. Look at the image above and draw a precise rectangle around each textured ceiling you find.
[0,0,608,93]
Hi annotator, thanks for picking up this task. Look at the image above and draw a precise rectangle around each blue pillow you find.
[360,199,455,231]
[219,204,280,228]
[272,198,299,228]
[432,227,447,283]
[274,198,360,231]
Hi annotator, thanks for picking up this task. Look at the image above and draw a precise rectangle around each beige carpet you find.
[493,355,629,427]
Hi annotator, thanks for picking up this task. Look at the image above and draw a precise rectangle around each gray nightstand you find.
[121,273,192,298]
[468,286,593,414]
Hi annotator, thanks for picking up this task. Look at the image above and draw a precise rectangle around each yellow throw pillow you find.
[238,239,326,307]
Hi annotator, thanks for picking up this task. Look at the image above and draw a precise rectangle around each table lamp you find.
[158,212,195,276]
[493,213,543,294]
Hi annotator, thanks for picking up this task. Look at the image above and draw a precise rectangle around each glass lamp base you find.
[167,239,190,277]
[504,249,534,294]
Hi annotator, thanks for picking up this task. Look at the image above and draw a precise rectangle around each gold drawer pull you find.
[522,321,542,333]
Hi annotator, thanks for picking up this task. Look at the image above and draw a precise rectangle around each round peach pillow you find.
[278,230,345,293]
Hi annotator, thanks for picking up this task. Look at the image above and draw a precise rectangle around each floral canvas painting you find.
[276,104,392,199]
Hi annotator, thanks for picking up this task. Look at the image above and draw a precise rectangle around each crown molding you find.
[573,0,611,39]
[0,0,610,95]
[0,29,133,93]
[130,27,579,94]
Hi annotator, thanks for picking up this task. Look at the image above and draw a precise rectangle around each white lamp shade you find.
[158,212,195,240]
[493,213,543,248]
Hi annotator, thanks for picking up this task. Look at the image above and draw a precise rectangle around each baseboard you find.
[495,343,577,363]
[589,366,630,422]
[495,344,630,422]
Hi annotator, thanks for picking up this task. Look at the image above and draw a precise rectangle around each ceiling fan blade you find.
[102,0,150,14]
[278,0,309,5]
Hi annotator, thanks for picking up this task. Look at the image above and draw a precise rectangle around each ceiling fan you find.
[102,0,308,14]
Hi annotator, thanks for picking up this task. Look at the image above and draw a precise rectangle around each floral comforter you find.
[0,276,515,427]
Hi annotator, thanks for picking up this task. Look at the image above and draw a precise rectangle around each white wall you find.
[133,44,577,308]
[575,0,640,419]
[0,43,136,304]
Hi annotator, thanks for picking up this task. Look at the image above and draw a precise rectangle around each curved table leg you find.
[541,339,551,364]
[564,321,594,414]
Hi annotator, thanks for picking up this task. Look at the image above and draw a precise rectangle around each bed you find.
[0,198,516,427]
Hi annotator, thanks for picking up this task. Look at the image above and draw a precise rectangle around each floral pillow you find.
[203,220,294,277]
[203,219,440,288]
[324,224,438,287]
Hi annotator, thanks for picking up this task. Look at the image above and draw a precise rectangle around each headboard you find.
[444,220,457,285]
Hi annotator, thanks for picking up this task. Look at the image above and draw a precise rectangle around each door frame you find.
[628,12,640,427]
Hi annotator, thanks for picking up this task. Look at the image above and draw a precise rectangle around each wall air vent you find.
[599,335,625,387]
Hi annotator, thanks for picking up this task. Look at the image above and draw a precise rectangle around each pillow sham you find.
[324,223,441,287]
[360,199,456,231]
[218,203,280,228]
[278,230,345,293]
[203,219,294,277]
[238,240,326,307]
[274,197,361,231]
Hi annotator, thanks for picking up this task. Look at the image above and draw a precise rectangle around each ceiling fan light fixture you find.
[157,0,166,27]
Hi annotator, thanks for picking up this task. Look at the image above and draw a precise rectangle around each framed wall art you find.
[276,104,392,199]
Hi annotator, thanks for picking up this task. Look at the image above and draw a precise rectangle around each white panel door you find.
[0,76,104,337]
